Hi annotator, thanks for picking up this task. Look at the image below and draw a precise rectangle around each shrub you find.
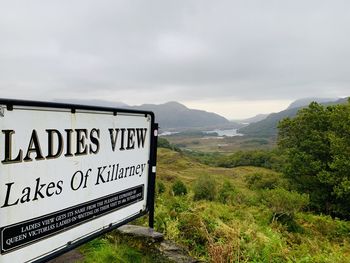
[178,213,208,249]
[193,175,217,201]
[245,172,288,190]
[262,188,309,223]
[156,181,166,194]
[157,137,181,152]
[216,150,284,170]
[217,180,236,204]
[157,137,172,149]
[172,180,187,196]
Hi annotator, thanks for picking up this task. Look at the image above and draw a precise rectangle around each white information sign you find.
[0,100,155,262]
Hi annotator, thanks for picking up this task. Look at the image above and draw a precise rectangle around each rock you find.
[117,225,199,263]
[117,225,164,242]
[159,240,200,263]
[49,225,198,263]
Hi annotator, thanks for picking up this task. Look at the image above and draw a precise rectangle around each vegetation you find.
[162,132,276,153]
[157,137,181,152]
[215,149,285,171]
[193,175,217,201]
[81,148,350,262]
[172,180,187,196]
[238,97,348,138]
[149,149,350,262]
[80,233,170,263]
[217,180,236,204]
[261,188,309,224]
[238,107,301,137]
[158,137,283,171]
[156,181,166,195]
[278,100,350,218]
[80,100,350,262]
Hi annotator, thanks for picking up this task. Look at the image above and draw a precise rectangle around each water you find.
[159,131,179,136]
[159,129,243,137]
[204,129,243,137]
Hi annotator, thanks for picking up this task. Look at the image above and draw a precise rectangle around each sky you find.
[0,0,349,119]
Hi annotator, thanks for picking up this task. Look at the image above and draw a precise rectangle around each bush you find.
[217,180,236,204]
[216,150,284,171]
[172,180,187,196]
[262,188,309,223]
[178,212,208,250]
[245,172,288,190]
[156,181,166,194]
[193,175,217,201]
[157,137,181,152]
[157,137,172,149]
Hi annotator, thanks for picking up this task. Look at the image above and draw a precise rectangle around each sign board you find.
[0,99,157,263]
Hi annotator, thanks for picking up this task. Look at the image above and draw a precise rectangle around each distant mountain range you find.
[238,97,348,137]
[286,97,339,109]
[54,97,348,134]
[53,99,231,129]
[234,114,269,124]
[131,101,231,129]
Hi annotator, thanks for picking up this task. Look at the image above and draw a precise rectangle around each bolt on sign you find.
[0,99,158,263]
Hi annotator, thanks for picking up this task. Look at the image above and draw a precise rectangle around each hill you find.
[53,99,231,129]
[81,148,350,262]
[130,101,231,129]
[234,113,269,124]
[286,97,339,109]
[239,97,348,137]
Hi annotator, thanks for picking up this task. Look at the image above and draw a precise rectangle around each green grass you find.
[81,148,350,262]
[79,234,169,263]
[151,149,350,262]
[164,134,276,153]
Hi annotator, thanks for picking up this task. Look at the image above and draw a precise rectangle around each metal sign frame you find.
[0,99,158,263]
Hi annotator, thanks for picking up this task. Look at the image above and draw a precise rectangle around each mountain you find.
[287,97,338,109]
[131,101,230,129]
[238,97,348,138]
[234,114,269,124]
[52,99,230,129]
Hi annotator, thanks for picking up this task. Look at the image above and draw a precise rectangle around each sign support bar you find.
[148,123,158,229]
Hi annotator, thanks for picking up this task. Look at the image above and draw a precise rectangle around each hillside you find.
[81,148,350,262]
[132,101,230,129]
[286,97,339,109]
[53,99,231,129]
[239,97,348,137]
[234,113,269,124]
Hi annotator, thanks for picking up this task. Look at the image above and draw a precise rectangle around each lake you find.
[204,129,243,137]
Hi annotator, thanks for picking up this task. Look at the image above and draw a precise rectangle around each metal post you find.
[148,123,158,229]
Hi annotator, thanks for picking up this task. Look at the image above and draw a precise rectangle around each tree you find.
[158,138,172,149]
[278,100,350,218]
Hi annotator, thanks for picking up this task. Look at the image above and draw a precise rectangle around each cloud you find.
[0,0,349,105]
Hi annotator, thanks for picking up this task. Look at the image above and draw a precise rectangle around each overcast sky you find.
[0,0,349,119]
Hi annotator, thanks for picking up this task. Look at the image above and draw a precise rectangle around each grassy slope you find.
[80,148,350,262]
[165,134,276,153]
[153,148,350,262]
